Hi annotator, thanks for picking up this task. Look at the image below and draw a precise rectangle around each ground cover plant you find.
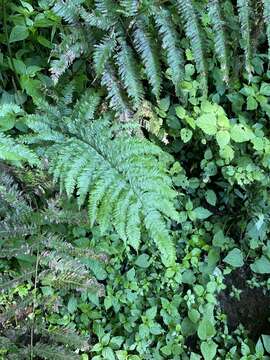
[1,0,270,359]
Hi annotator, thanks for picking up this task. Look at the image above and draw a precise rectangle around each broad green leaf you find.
[200,341,218,360]
[247,96,258,110]
[135,254,150,268]
[250,256,270,274]
[230,124,251,143]
[67,296,78,313]
[10,25,29,43]
[223,248,244,268]
[197,114,217,135]
[205,190,217,206]
[193,207,212,220]
[219,144,234,161]
[181,128,193,143]
[197,318,216,340]
[260,83,270,96]
[262,335,270,353]
[216,130,230,148]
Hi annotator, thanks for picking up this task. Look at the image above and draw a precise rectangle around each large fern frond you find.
[93,35,116,76]
[263,0,270,62]
[154,7,184,89]
[208,0,230,83]
[26,104,178,265]
[237,0,253,78]
[116,39,145,108]
[133,20,162,98]
[177,0,207,81]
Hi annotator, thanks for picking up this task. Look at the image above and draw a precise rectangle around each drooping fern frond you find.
[24,93,178,266]
[208,0,230,83]
[133,19,162,99]
[93,34,116,76]
[237,0,253,78]
[177,0,207,82]
[101,66,131,114]
[154,7,185,89]
[117,39,145,108]
[263,0,270,61]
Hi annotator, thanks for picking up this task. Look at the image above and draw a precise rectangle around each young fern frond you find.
[117,39,145,108]
[177,0,207,82]
[263,0,270,61]
[237,0,253,78]
[208,0,230,83]
[154,7,185,89]
[133,20,162,99]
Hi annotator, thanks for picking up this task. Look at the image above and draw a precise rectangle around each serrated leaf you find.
[216,130,230,148]
[197,114,217,135]
[230,124,251,142]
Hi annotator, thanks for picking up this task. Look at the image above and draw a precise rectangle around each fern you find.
[133,19,162,98]
[93,34,116,76]
[101,66,131,114]
[24,92,178,266]
[154,7,185,89]
[52,0,84,24]
[0,133,40,166]
[117,39,145,108]
[177,0,207,81]
[263,0,270,61]
[237,0,253,78]
[50,28,89,84]
[208,0,230,83]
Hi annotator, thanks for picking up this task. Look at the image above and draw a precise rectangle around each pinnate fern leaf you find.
[27,104,178,266]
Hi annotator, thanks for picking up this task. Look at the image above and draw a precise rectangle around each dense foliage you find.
[1,0,270,359]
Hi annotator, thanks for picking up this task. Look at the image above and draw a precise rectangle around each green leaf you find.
[230,124,251,142]
[10,25,29,43]
[260,83,270,96]
[223,248,244,268]
[200,341,218,360]
[197,114,217,135]
[250,256,270,274]
[197,318,216,340]
[67,296,78,313]
[247,96,258,110]
[219,144,234,161]
[181,128,193,143]
[262,334,270,353]
[135,254,150,268]
[216,130,230,148]
[193,207,212,220]
[205,190,217,206]
[146,306,157,320]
